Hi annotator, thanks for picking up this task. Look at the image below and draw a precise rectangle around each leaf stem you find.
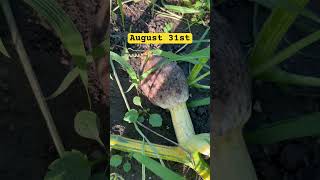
[169,103,195,143]
[213,127,257,180]
[110,135,189,164]
[1,0,65,156]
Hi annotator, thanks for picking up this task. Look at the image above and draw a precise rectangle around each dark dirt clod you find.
[280,144,308,171]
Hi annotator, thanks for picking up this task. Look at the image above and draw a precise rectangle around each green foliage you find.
[47,68,79,99]
[258,67,320,87]
[181,133,210,156]
[192,27,210,51]
[253,30,320,76]
[245,112,320,144]
[138,116,145,123]
[133,96,142,107]
[0,38,10,58]
[90,38,109,59]
[74,110,103,147]
[149,114,163,127]
[151,47,210,68]
[110,155,123,167]
[110,173,124,180]
[249,0,309,69]
[161,0,208,14]
[132,153,185,180]
[162,4,202,14]
[45,151,91,180]
[252,0,320,23]
[111,51,139,84]
[123,162,132,173]
[123,109,139,123]
[163,22,174,33]
[23,0,89,92]
[187,58,209,85]
[116,0,125,27]
[187,97,210,108]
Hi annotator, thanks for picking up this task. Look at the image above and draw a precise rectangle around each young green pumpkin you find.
[212,11,257,180]
[139,56,195,144]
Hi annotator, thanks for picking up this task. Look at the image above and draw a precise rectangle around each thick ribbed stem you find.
[169,102,195,143]
[213,127,257,180]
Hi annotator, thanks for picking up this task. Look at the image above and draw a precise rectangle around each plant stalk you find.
[169,102,211,179]
[191,153,210,180]
[111,135,210,180]
[110,135,189,164]
[1,0,65,156]
[169,102,195,143]
[260,67,320,87]
[213,127,257,180]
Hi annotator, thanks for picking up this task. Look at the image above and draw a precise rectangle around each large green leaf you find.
[245,112,320,144]
[74,110,104,147]
[45,151,91,180]
[132,153,185,180]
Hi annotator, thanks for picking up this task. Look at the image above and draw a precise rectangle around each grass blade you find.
[191,83,210,89]
[23,0,89,90]
[187,97,210,108]
[249,0,309,69]
[0,38,10,57]
[161,0,202,14]
[90,38,109,59]
[116,0,125,27]
[188,71,210,86]
[47,67,79,99]
[110,51,138,83]
[259,67,320,87]
[132,153,185,180]
[253,30,320,76]
[152,47,210,68]
[187,58,209,83]
[245,112,320,144]
[251,0,320,24]
[192,27,210,51]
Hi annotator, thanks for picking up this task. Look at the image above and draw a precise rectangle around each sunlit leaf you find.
[149,114,162,127]
[123,109,139,123]
[110,155,123,167]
